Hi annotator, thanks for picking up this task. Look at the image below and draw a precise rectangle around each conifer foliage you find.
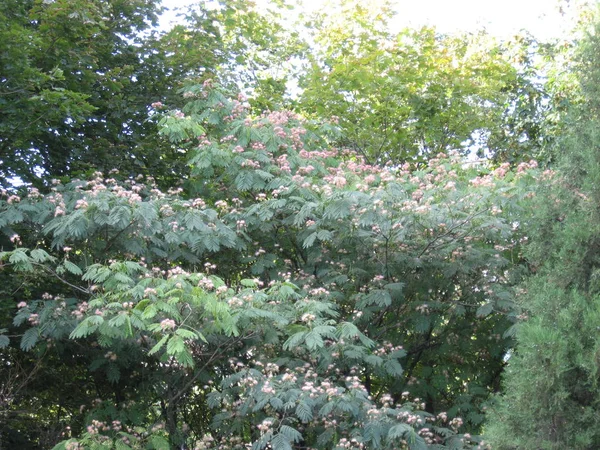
[484,17,600,450]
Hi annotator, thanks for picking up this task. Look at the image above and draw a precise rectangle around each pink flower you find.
[331,176,347,188]
[75,199,88,209]
[160,319,176,330]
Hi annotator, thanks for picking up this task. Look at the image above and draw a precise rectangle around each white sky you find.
[158,0,575,41]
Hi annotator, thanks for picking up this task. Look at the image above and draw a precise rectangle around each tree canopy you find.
[0,1,597,449]
[297,1,550,164]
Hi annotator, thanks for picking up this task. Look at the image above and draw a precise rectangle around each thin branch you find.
[170,334,251,404]
[30,261,90,294]
[0,88,29,96]
[418,208,490,257]
[103,221,135,253]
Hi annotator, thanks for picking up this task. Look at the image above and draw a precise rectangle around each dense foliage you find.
[1,80,541,448]
[297,1,552,164]
[484,13,600,449]
[0,0,164,185]
[0,0,597,449]
[0,0,302,187]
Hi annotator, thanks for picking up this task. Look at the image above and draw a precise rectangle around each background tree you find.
[0,0,304,189]
[0,0,163,186]
[296,0,554,165]
[484,10,600,449]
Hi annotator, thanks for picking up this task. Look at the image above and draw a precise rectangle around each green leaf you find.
[365,354,383,366]
[304,330,323,350]
[240,278,258,288]
[21,327,38,351]
[107,364,120,383]
[51,441,73,450]
[295,401,313,422]
[303,232,318,248]
[9,250,29,264]
[134,299,150,310]
[270,397,284,410]
[9,250,33,270]
[175,328,198,339]
[70,316,103,339]
[384,359,404,376]
[166,335,185,355]
[62,260,83,275]
[476,303,494,318]
[338,321,360,339]
[30,248,53,263]
[150,435,170,450]
[283,331,306,350]
[279,425,302,443]
[414,315,431,333]
[475,303,494,317]
[149,335,169,355]
[142,304,158,319]
[388,423,413,439]
[175,347,194,368]
[271,433,292,450]
[115,440,132,450]
[108,313,128,328]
